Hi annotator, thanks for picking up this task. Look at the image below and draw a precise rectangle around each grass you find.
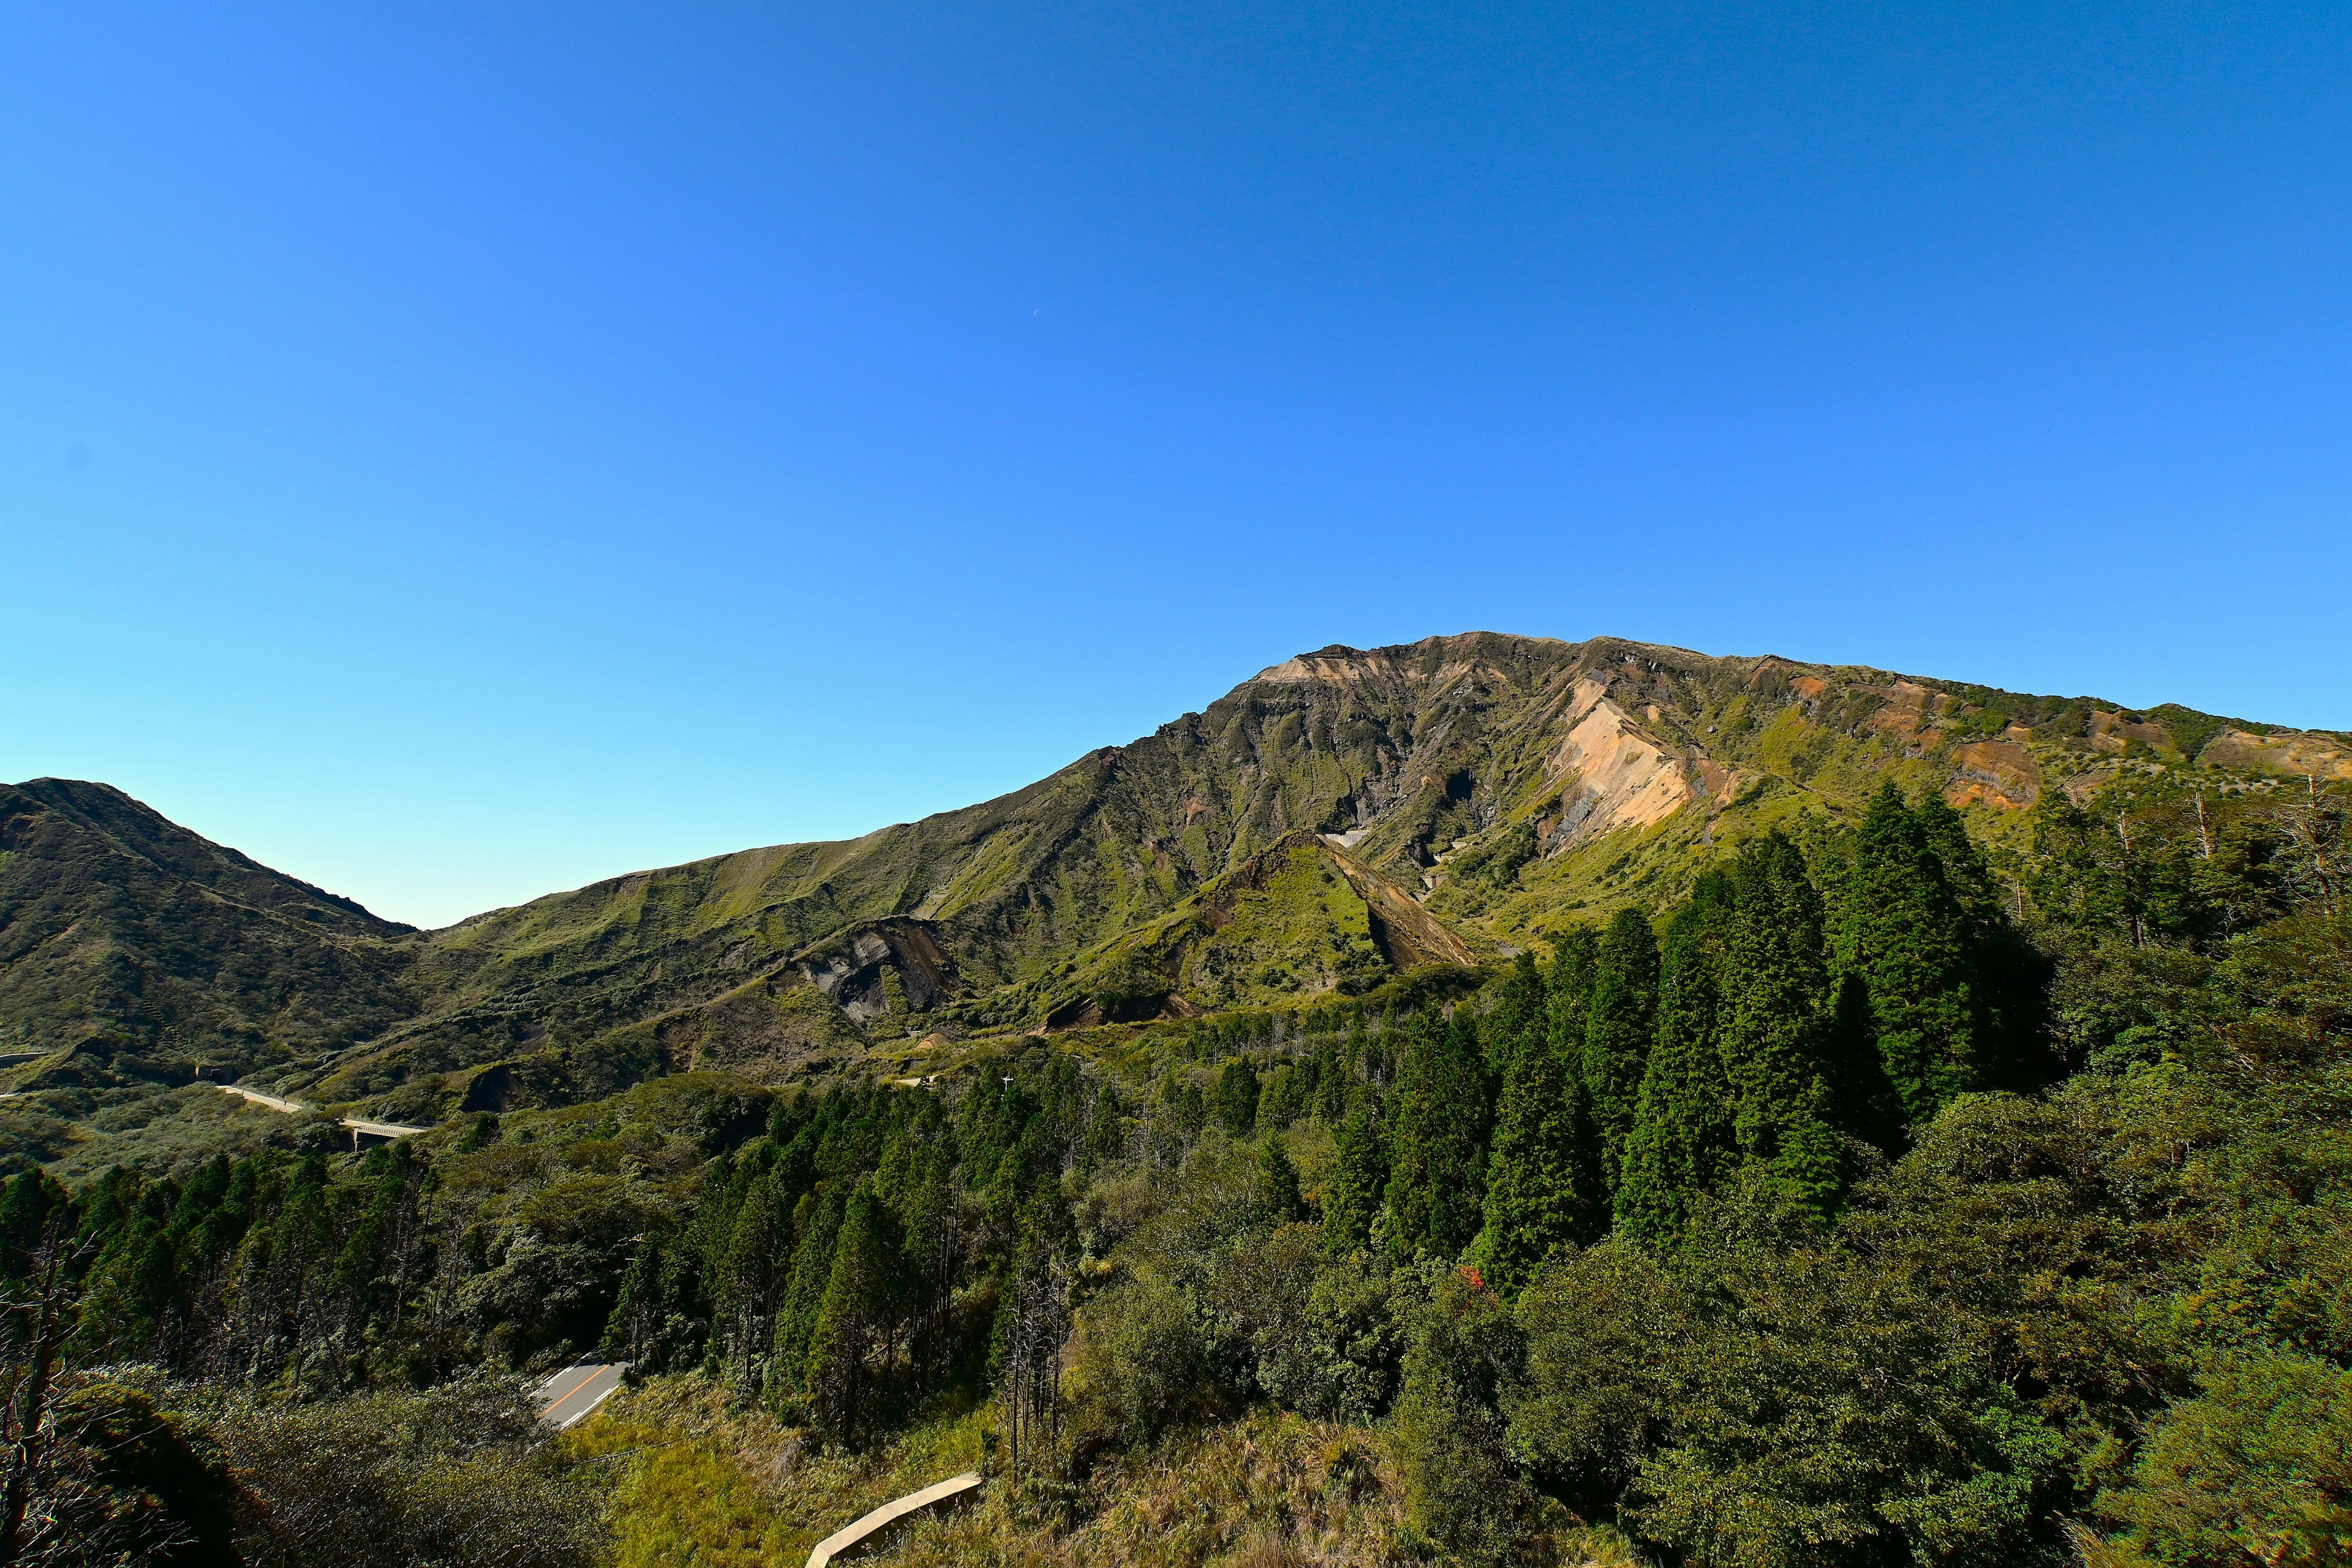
[570,1379,1662,1568]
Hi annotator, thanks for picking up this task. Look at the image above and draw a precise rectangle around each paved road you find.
[533,1362,627,1430]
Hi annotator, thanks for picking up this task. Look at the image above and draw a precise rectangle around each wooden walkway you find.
[805,1471,984,1567]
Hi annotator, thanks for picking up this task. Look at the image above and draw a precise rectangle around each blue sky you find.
[6,2,2349,927]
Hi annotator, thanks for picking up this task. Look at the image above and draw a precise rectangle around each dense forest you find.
[4,769,2347,1566]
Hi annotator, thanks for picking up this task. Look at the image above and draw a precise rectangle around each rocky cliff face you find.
[9,632,2346,1115]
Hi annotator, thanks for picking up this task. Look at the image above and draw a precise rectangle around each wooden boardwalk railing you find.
[805,1471,984,1567]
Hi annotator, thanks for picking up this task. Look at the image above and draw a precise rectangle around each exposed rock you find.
[1945,741,2041,810]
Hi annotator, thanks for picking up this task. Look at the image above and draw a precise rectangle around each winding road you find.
[532,1362,627,1430]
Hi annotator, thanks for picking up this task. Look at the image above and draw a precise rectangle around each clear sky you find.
[6,2,2349,928]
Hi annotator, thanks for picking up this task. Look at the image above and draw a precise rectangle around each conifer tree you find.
[772,1184,846,1387]
[1717,833,1842,1216]
[1615,871,1737,1246]
[1384,1009,1492,1262]
[1583,907,1660,1190]
[1774,1073,1850,1223]
[1545,924,1602,1068]
[1319,1022,1359,1120]
[1255,1134,1307,1225]
[1487,951,1549,1082]
[805,1175,902,1447]
[1477,1001,1602,1292]
[1324,1091,1389,1253]
[1216,1057,1261,1134]
[1842,783,1981,1128]
[1917,790,2049,1091]
[1080,1086,1125,1175]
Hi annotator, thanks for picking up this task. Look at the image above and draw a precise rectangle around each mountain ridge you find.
[7,630,2348,1122]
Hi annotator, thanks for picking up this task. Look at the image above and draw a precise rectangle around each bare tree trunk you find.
[1,1228,84,1564]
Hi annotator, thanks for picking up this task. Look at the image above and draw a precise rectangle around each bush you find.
[1392,1268,1528,1564]
[1253,1248,1401,1422]
[2098,1351,2352,1567]
[1071,1274,1205,1449]
[199,1374,611,1568]
[1509,1240,1681,1515]
[13,1378,239,1567]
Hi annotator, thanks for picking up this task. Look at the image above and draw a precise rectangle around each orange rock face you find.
[1944,741,2040,810]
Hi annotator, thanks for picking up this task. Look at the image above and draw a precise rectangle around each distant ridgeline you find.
[2,631,2346,1129]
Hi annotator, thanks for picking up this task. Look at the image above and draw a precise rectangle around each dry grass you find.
[573,1377,1649,1568]
[568,1375,990,1565]
[886,1408,1409,1568]
[571,1381,1406,1568]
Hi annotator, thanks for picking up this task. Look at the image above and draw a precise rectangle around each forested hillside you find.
[3,636,2348,1567]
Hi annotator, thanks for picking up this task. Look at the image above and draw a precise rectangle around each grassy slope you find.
[571,1378,1434,1568]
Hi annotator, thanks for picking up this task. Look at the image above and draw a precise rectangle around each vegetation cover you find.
[3,633,2350,1567]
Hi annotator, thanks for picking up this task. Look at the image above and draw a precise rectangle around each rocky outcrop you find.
[1945,741,2041,810]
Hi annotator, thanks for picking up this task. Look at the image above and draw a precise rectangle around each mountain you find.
[0,778,418,1086]
[7,631,2348,1120]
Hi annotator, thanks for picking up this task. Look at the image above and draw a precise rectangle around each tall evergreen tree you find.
[805,1175,903,1449]
[1545,924,1602,1071]
[1324,1090,1389,1253]
[772,1184,846,1389]
[1384,1009,1493,1262]
[717,1174,792,1392]
[1477,1000,1603,1292]
[1841,783,1983,1129]
[1254,1134,1307,1225]
[1583,908,1660,1191]
[1615,870,1738,1247]
[1215,1057,1261,1135]
[1717,833,1845,1219]
[1916,790,2050,1092]
[1487,951,1549,1083]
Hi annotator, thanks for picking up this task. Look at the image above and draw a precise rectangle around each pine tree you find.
[1477,1005,1603,1292]
[1384,1009,1493,1262]
[1842,783,1981,1129]
[1583,907,1660,1191]
[717,1174,791,1392]
[805,1175,903,1448]
[1917,790,2049,1093]
[1324,1091,1389,1253]
[1078,1086,1123,1176]
[1216,1056,1262,1134]
[1486,951,1549,1083]
[1255,1134,1307,1224]
[772,1183,846,1386]
[1773,1073,1849,1223]
[1717,832,1842,1218]
[1319,1022,1358,1120]
[1615,870,1737,1247]
[1545,924,1602,1068]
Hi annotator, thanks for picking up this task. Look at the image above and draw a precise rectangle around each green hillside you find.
[9,633,2351,1133]
[0,778,419,1087]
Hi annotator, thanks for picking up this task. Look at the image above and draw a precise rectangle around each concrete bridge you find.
[217,1084,431,1148]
